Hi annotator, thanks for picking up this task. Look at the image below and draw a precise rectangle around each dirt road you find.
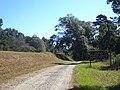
[2,62,80,90]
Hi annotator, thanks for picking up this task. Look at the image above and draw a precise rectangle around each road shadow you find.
[68,84,120,90]
[68,85,105,90]
[107,83,120,90]
[100,65,120,70]
[53,62,81,66]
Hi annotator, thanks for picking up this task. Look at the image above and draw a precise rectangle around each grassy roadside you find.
[0,51,68,84]
[72,61,120,90]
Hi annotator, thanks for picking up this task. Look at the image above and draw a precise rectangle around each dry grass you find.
[0,51,65,84]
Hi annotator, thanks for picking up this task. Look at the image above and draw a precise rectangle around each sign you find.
[88,50,109,60]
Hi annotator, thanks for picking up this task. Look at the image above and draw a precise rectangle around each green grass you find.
[72,61,120,90]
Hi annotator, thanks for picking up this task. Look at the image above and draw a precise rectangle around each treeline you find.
[0,0,120,63]
[48,0,120,61]
[49,14,120,60]
[0,19,47,52]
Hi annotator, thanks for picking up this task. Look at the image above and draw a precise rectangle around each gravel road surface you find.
[1,62,80,90]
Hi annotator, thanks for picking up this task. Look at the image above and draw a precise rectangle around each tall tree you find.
[0,18,9,50]
[107,0,120,25]
[51,14,94,60]
[0,31,9,50]
[0,18,3,30]
[4,28,26,51]
[93,14,117,51]
[107,1,120,53]
[107,0,120,14]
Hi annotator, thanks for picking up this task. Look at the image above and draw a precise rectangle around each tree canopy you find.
[0,18,3,30]
[107,0,120,14]
[0,18,46,52]
[93,14,118,50]
[50,14,95,60]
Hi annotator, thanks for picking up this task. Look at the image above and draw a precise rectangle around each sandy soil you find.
[1,62,80,90]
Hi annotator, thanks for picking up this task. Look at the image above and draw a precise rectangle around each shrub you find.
[19,45,36,52]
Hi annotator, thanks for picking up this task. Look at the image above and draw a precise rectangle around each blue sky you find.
[0,0,116,39]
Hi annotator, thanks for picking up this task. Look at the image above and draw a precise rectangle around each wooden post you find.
[110,52,112,66]
[90,59,92,68]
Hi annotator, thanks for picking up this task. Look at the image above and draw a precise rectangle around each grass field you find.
[72,61,120,90]
[0,51,66,84]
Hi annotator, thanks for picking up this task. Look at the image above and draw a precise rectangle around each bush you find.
[29,37,46,52]
[18,45,36,52]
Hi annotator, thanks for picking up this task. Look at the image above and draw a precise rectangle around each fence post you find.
[110,52,112,66]
[90,59,92,68]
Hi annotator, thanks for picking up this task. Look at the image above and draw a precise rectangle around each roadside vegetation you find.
[0,51,67,84]
[72,61,120,90]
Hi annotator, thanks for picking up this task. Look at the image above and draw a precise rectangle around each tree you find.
[0,18,47,52]
[19,44,36,52]
[42,37,51,52]
[51,14,94,60]
[49,35,58,53]
[107,1,120,54]
[0,31,9,50]
[107,0,120,26]
[107,0,120,14]
[0,19,9,50]
[116,37,120,53]
[4,28,26,51]
[29,36,46,52]
[93,14,118,51]
[0,18,3,30]
[25,36,32,44]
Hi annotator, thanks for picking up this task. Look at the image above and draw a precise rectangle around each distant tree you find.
[19,44,36,52]
[25,36,32,44]
[32,34,38,38]
[29,36,46,52]
[0,31,9,50]
[42,37,51,52]
[0,18,47,52]
[0,19,9,50]
[0,18,3,30]
[4,28,26,51]
[49,35,58,53]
